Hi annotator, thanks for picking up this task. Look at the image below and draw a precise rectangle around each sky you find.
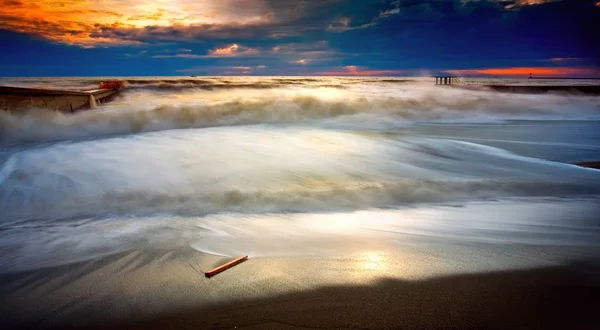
[0,0,599,77]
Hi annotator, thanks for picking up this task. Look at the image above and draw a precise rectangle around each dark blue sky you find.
[0,0,598,77]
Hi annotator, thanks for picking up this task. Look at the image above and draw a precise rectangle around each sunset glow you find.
[447,67,600,77]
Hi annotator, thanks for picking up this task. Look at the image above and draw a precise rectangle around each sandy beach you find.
[2,0,599,327]
[1,245,599,330]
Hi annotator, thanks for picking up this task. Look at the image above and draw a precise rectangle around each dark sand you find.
[94,265,600,330]
[577,161,600,170]
[1,247,599,330]
[0,86,118,113]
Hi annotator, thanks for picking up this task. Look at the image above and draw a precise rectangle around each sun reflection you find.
[359,252,387,271]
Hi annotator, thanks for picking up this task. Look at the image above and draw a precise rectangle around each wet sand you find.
[1,246,599,330]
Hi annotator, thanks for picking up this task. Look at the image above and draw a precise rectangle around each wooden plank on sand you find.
[205,255,248,278]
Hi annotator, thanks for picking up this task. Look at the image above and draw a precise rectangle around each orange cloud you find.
[0,0,275,46]
[212,44,242,56]
[177,64,266,75]
[446,67,600,77]
[0,1,135,46]
[317,65,404,76]
[151,44,259,59]
[207,44,259,57]
[504,0,562,8]
[462,0,564,10]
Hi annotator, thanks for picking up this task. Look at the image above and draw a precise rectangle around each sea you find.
[1,76,600,273]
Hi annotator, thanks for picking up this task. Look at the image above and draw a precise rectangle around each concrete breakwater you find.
[0,86,119,113]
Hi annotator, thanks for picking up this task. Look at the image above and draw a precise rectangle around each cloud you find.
[150,39,336,65]
[543,57,584,63]
[0,0,278,46]
[90,23,263,44]
[0,0,445,47]
[461,0,565,10]
[502,0,564,10]
[271,41,329,53]
[326,17,376,32]
[151,43,258,59]
[326,0,405,32]
[446,66,600,77]
[152,53,206,59]
[292,59,310,65]
[208,43,259,57]
[269,41,337,63]
[0,0,408,45]
[1,0,24,6]
[228,65,267,73]
[378,0,401,17]
[125,50,148,57]
[176,64,267,75]
[380,8,400,17]
[316,65,404,76]
[0,9,138,47]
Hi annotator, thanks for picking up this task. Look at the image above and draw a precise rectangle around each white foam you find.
[1,126,599,223]
[1,199,599,272]
[2,77,599,144]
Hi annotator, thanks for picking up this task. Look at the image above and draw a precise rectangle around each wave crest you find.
[2,87,599,144]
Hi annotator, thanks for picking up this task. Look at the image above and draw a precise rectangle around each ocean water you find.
[1,76,600,272]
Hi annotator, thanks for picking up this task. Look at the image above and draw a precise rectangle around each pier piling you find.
[434,76,458,85]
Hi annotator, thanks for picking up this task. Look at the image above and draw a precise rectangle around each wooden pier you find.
[0,86,120,113]
[434,76,460,85]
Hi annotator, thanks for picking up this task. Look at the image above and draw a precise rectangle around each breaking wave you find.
[2,82,599,144]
